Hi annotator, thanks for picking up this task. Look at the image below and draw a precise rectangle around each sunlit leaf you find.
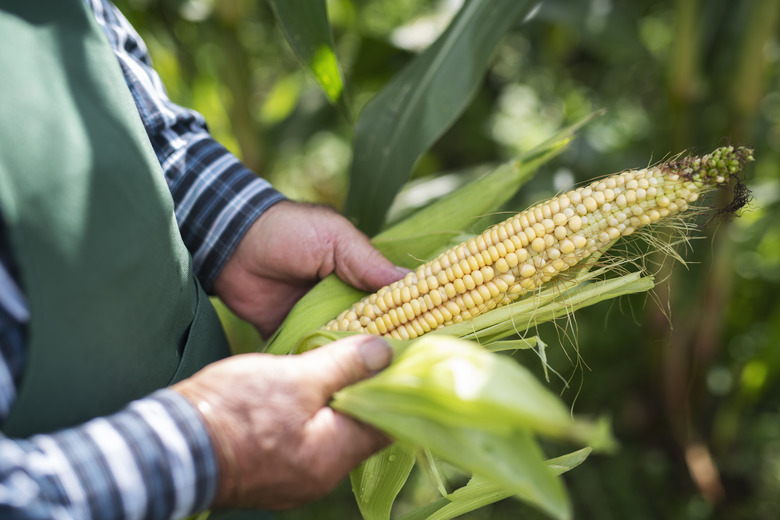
[373,110,603,246]
[482,336,541,352]
[372,141,565,267]
[268,0,348,112]
[259,73,303,125]
[345,0,537,235]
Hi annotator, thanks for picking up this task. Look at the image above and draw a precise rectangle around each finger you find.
[333,230,409,291]
[299,335,393,399]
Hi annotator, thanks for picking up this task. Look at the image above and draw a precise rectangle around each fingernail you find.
[394,265,413,275]
[359,337,393,372]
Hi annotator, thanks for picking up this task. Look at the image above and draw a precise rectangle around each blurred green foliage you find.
[115,0,779,517]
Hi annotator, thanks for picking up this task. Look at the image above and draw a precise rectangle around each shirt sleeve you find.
[87,0,287,291]
[1,220,219,519]
[0,388,218,520]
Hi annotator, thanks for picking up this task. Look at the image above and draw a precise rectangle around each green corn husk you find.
[288,248,652,520]
[332,337,613,444]
[329,336,614,520]
[294,267,654,355]
[288,261,651,520]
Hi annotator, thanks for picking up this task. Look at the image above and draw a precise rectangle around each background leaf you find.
[345,0,537,235]
[267,0,348,113]
[373,111,602,266]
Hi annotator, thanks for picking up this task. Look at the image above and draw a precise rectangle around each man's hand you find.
[213,200,406,338]
[172,335,394,510]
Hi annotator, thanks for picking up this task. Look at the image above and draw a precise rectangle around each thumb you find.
[299,335,394,399]
[332,228,409,292]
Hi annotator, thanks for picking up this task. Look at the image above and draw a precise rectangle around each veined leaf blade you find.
[350,444,415,520]
[268,0,347,111]
[372,110,602,265]
[397,448,593,520]
[345,0,536,235]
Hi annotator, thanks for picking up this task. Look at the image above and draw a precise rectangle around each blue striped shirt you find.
[0,1,285,518]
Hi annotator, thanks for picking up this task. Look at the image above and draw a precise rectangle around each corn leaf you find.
[268,0,348,114]
[374,110,603,245]
[397,448,593,520]
[428,448,592,520]
[330,335,612,519]
[380,421,569,519]
[381,106,600,227]
[485,336,554,383]
[345,0,537,235]
[368,139,567,268]
[350,443,416,520]
[546,447,593,474]
[418,448,451,497]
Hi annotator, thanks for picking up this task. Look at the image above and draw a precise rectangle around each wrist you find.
[172,383,243,508]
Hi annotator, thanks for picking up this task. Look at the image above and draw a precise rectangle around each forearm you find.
[0,389,218,520]
[156,133,285,289]
[0,276,219,519]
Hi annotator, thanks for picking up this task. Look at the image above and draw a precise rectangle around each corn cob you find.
[325,146,753,340]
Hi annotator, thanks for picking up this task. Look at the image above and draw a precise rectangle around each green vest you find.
[0,0,231,438]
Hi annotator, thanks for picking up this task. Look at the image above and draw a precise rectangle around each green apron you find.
[0,0,231,438]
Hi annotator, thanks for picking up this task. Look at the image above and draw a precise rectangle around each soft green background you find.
[115,0,779,518]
